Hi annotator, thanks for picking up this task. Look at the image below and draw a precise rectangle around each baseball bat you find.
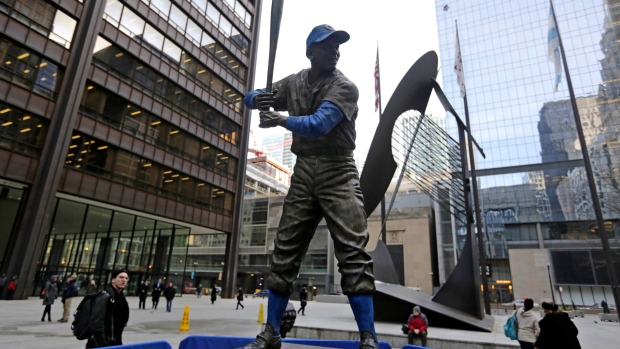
[265,0,284,93]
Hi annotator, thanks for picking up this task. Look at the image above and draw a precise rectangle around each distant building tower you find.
[262,131,296,171]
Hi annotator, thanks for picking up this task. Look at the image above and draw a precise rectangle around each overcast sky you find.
[248,0,444,160]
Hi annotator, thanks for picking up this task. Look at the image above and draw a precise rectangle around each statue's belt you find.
[295,149,353,157]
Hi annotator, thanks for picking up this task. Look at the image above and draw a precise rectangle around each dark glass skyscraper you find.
[0,0,260,298]
[436,0,620,305]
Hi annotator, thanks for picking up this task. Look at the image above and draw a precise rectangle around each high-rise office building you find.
[0,0,261,298]
[436,0,620,305]
[262,131,295,170]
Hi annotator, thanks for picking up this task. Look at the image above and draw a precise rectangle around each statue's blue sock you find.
[348,293,378,342]
[266,290,290,334]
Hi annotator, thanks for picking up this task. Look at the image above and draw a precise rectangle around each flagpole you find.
[550,0,620,319]
[455,20,492,316]
[377,42,387,244]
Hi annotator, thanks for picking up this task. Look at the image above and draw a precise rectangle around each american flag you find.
[375,47,380,113]
[548,5,562,92]
[454,27,466,98]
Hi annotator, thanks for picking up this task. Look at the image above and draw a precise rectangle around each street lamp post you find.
[547,265,556,304]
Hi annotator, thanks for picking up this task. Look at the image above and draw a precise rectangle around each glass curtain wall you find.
[436,0,620,301]
[36,198,190,296]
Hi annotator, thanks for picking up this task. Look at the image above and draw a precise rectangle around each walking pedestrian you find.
[196,284,203,298]
[58,274,77,322]
[6,275,17,300]
[298,288,308,315]
[0,273,7,298]
[152,278,163,309]
[601,299,610,314]
[41,275,58,322]
[515,298,539,349]
[164,282,176,312]
[535,302,580,349]
[86,280,98,295]
[236,287,245,310]
[211,284,217,304]
[138,280,149,309]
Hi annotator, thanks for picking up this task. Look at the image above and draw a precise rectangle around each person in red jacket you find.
[407,305,428,347]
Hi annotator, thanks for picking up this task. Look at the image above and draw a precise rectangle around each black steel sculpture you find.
[360,51,493,332]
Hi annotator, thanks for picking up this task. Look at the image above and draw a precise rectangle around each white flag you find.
[548,6,562,92]
[454,30,466,98]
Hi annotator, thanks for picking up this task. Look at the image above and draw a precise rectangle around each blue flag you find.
[548,6,562,92]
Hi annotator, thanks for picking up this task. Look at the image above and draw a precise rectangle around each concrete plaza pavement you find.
[0,295,617,348]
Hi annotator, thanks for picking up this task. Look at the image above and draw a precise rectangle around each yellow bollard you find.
[179,305,190,331]
[257,303,265,323]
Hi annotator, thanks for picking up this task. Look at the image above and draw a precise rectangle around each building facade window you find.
[0,37,63,98]
[1,0,76,48]
[109,1,247,81]
[92,36,241,142]
[80,84,238,179]
[38,198,191,296]
[0,102,48,156]
[64,133,235,215]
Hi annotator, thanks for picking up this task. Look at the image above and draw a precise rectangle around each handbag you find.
[401,324,409,334]
[40,288,46,299]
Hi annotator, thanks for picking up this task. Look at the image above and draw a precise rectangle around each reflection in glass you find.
[104,0,123,26]
[51,200,87,235]
[143,24,165,51]
[162,38,181,63]
[150,0,171,18]
[169,4,188,31]
[49,10,76,48]
[120,7,145,37]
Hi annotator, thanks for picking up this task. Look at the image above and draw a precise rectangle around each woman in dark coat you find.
[41,275,58,322]
[535,302,581,349]
[152,279,163,309]
[211,284,217,304]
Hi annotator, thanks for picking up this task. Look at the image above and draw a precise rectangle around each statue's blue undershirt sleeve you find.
[284,101,344,138]
[243,89,266,109]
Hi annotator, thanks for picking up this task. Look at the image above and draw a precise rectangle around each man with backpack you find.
[81,269,130,348]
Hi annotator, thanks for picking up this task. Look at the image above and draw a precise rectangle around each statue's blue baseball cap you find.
[306,24,350,49]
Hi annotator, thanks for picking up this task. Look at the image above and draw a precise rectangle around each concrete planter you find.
[598,313,619,322]
[282,326,519,349]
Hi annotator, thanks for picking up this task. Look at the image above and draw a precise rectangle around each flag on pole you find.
[375,46,380,112]
[548,5,562,92]
[454,28,466,98]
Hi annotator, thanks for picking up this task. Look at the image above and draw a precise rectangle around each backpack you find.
[71,290,114,340]
[504,311,518,340]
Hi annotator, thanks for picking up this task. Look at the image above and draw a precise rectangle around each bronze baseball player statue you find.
[241,24,377,349]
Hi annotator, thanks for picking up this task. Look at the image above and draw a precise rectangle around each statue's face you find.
[310,36,341,73]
